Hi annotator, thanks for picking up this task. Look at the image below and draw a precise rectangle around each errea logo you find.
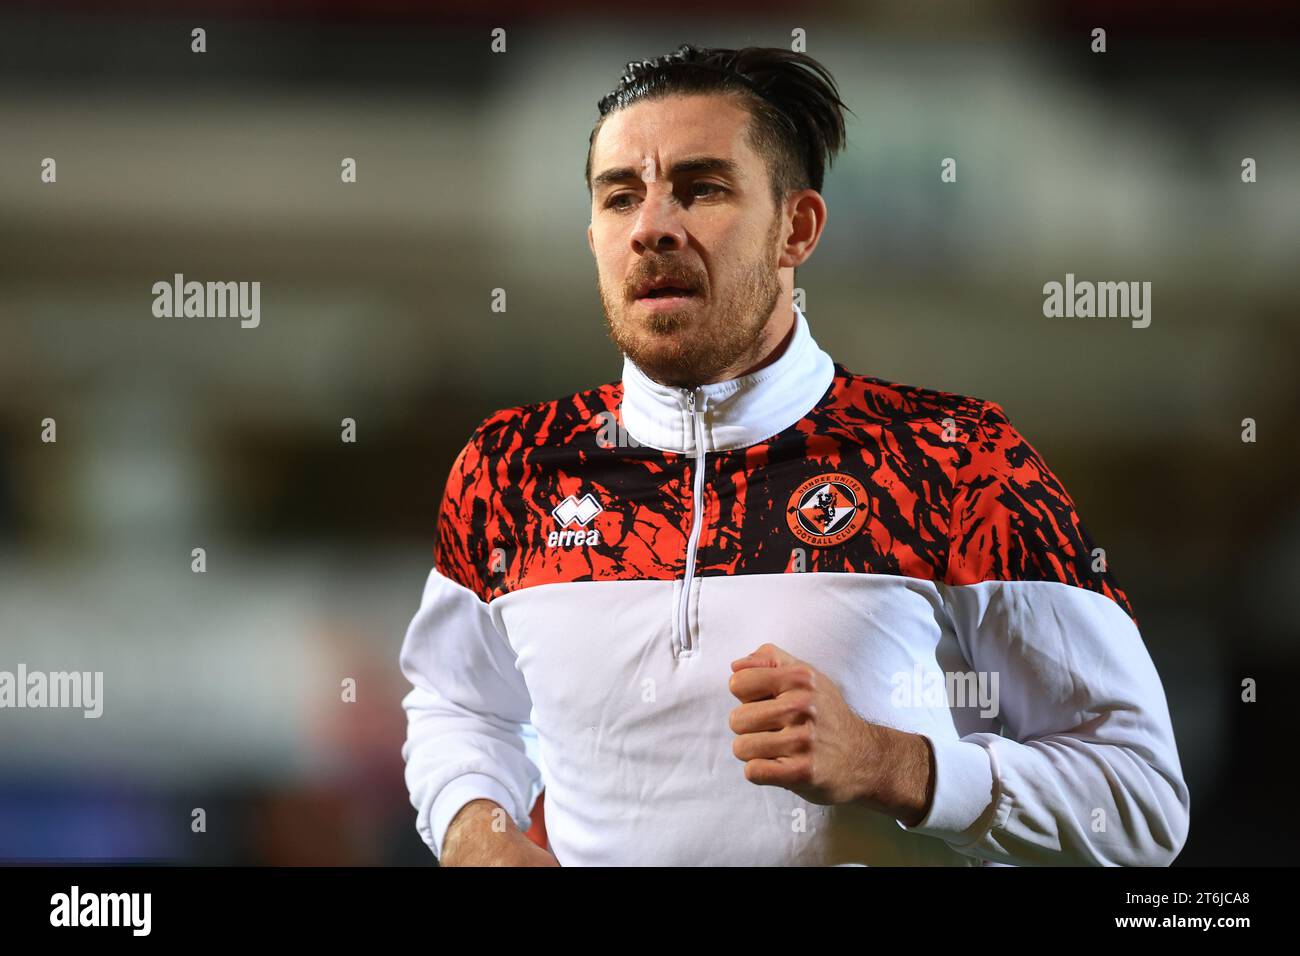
[549,494,603,548]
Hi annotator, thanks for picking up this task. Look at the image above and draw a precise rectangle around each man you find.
[399,44,1190,866]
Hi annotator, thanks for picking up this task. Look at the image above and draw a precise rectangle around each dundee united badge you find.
[786,472,869,547]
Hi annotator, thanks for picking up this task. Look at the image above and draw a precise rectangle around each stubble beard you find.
[600,216,784,389]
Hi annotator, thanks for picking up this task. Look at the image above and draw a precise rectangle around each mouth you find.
[632,277,701,308]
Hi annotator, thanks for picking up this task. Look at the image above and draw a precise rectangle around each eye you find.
[691,182,726,198]
[605,193,635,211]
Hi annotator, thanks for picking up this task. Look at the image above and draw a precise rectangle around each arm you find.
[399,427,553,864]
[439,799,557,867]
[894,401,1190,866]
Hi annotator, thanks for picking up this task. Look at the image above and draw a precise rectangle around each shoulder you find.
[441,379,622,525]
[439,374,621,515]
[936,395,1138,622]
[435,379,622,579]
[949,398,1066,503]
[820,362,1039,483]
[820,362,993,438]
[817,366,1049,513]
[462,379,624,458]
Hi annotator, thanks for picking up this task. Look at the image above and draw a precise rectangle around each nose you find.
[629,186,686,254]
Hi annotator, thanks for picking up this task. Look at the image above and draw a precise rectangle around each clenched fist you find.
[727,642,935,826]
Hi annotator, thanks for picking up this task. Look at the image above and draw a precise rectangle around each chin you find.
[634,344,705,386]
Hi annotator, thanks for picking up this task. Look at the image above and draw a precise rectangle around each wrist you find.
[855,725,935,826]
[441,799,521,863]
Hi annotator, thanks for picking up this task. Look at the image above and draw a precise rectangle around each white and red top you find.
[398,305,1190,866]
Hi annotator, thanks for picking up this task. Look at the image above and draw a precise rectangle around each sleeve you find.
[398,425,543,860]
[894,401,1191,866]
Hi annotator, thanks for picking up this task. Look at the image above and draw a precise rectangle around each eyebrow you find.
[591,156,743,193]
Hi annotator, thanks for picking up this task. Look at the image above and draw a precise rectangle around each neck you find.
[708,305,797,385]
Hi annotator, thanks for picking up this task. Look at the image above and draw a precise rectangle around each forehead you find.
[591,93,757,172]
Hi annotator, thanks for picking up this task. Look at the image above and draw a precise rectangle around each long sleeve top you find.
[398,304,1190,866]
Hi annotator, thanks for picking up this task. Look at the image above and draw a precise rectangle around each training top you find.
[398,304,1189,866]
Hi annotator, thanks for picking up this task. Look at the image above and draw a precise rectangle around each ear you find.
[587,222,595,258]
[777,190,828,270]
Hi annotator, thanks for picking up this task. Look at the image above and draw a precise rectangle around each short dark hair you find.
[585,44,852,211]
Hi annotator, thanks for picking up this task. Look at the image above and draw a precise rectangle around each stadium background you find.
[1,0,1296,864]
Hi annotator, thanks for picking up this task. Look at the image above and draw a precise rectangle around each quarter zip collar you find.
[619,303,835,454]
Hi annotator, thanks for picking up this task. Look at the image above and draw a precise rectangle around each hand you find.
[439,799,561,867]
[727,643,935,825]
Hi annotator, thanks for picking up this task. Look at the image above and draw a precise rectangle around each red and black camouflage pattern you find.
[433,362,1136,624]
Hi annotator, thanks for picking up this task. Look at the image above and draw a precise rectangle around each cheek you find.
[703,220,754,266]
[593,244,625,284]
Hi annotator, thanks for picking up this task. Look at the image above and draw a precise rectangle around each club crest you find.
[786,472,869,547]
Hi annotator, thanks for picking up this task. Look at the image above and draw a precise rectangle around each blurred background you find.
[1,0,1297,864]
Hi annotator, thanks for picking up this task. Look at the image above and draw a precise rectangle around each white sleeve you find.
[399,565,543,860]
[892,401,1190,865]
[895,579,1191,867]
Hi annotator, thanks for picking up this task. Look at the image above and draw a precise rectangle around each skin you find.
[729,643,935,827]
[440,91,934,866]
[439,799,559,867]
[587,92,819,387]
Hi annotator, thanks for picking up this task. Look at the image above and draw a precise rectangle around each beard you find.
[598,213,783,389]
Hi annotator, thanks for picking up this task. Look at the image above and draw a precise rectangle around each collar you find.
[619,303,835,454]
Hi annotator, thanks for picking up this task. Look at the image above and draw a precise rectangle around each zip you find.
[678,387,707,653]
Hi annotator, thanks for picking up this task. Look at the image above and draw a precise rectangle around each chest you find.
[479,426,957,601]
